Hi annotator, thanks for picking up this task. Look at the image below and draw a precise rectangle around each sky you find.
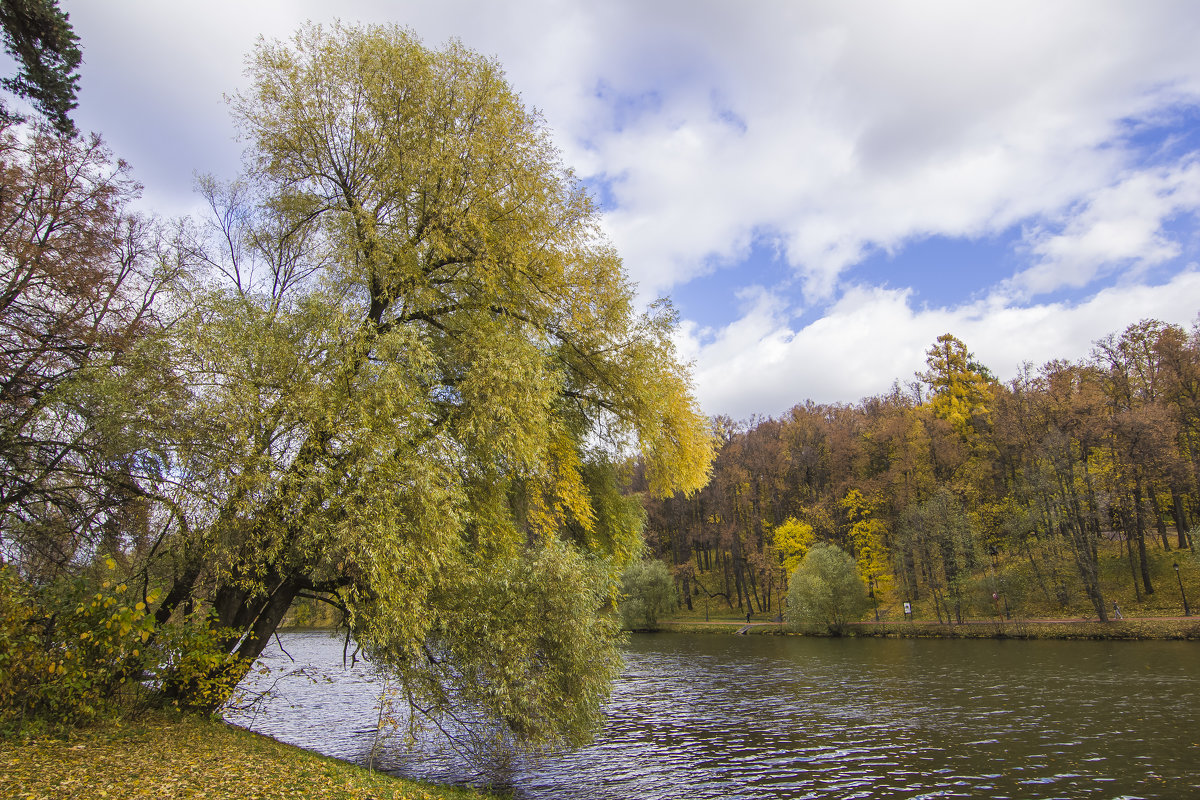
[27,1,1200,419]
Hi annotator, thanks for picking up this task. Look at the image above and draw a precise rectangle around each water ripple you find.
[227,633,1200,799]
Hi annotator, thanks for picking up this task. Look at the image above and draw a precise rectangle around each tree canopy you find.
[170,22,712,746]
[618,558,677,630]
[0,23,714,748]
[785,543,869,634]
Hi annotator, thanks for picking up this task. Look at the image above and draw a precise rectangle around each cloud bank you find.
[59,1,1200,417]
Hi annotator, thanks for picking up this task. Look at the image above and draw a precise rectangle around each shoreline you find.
[654,616,1200,640]
[283,618,1200,641]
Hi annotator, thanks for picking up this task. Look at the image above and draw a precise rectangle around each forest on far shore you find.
[639,320,1200,624]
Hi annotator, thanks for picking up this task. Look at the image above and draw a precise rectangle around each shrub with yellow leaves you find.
[0,560,245,731]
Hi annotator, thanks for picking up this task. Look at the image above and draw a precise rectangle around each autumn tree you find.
[839,488,889,594]
[893,488,980,623]
[920,333,1000,500]
[921,335,994,422]
[1155,321,1200,546]
[773,516,815,575]
[987,356,1123,619]
[0,124,174,577]
[1092,320,1179,595]
[147,24,712,749]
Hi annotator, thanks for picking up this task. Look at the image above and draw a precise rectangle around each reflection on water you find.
[227,632,1200,799]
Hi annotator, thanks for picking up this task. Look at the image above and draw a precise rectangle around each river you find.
[226,631,1199,799]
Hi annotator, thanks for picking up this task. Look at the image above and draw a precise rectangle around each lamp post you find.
[987,545,1002,621]
[780,565,788,624]
[1174,562,1191,617]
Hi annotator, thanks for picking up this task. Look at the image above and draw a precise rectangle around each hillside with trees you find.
[641,324,1200,625]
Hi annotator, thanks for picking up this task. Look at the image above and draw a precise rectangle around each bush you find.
[0,562,158,729]
[785,543,870,634]
[618,560,676,630]
[0,562,246,732]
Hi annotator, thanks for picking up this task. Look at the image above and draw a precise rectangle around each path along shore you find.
[656,616,1200,639]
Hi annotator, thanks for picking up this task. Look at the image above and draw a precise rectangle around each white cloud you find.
[66,0,602,217]
[682,272,1200,419]
[53,1,1200,421]
[68,3,1200,281]
[555,2,1200,299]
[1009,161,1200,296]
[65,3,1200,290]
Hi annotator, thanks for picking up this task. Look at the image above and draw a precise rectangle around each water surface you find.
[228,632,1200,799]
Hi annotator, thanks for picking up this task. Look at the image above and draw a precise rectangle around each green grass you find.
[657,541,1200,639]
[0,711,497,800]
[654,616,1200,640]
[842,618,1200,640]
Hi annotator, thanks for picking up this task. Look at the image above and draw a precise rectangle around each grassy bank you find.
[0,712,496,800]
[655,544,1200,640]
[844,618,1200,640]
[655,616,1200,640]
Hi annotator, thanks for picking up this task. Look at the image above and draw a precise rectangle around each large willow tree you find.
[153,23,712,748]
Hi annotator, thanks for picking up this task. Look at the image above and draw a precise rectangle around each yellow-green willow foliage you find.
[155,22,712,750]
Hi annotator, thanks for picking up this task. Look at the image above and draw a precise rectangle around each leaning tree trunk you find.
[1146,484,1170,551]
[1133,482,1154,595]
[1119,505,1143,602]
[1170,488,1190,549]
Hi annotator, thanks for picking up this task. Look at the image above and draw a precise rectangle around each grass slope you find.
[659,540,1200,637]
[0,712,496,800]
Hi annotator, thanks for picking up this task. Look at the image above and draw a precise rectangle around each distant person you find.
[1112,602,1123,620]
[746,611,752,623]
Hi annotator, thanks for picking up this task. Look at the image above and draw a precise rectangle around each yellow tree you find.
[921,333,994,439]
[150,23,713,748]
[773,516,815,575]
[916,334,998,584]
[839,488,890,592]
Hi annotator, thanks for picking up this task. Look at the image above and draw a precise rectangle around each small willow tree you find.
[618,559,677,630]
[143,22,713,750]
[785,543,869,635]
